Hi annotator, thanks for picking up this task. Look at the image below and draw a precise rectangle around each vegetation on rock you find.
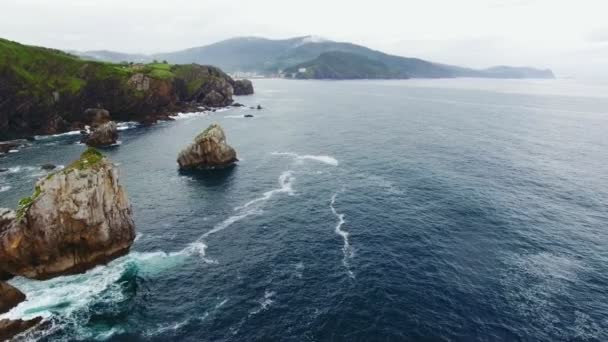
[0,38,247,140]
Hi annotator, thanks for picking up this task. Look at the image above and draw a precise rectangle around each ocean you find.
[1,78,607,341]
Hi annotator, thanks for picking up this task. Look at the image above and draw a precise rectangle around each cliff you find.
[0,148,136,280]
[0,38,254,141]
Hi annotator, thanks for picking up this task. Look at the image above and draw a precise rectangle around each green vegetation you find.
[196,124,218,141]
[0,38,200,100]
[283,51,404,79]
[16,185,42,220]
[0,37,236,140]
[15,148,104,220]
[65,148,105,172]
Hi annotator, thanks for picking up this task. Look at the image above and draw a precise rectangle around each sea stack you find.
[233,79,254,95]
[83,121,119,147]
[177,124,238,170]
[0,148,136,280]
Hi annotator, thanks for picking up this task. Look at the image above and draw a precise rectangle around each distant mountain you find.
[284,51,405,79]
[71,50,151,63]
[73,36,555,80]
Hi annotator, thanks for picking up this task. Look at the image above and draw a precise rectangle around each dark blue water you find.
[1,79,608,341]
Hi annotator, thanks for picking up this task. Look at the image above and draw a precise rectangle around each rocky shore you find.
[0,148,135,339]
[0,38,255,141]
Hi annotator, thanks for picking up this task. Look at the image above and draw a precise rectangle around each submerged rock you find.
[244,114,254,118]
[0,140,27,154]
[231,102,245,107]
[233,79,254,95]
[83,121,118,147]
[0,148,136,280]
[0,318,43,341]
[40,164,56,171]
[177,124,238,170]
[0,281,25,314]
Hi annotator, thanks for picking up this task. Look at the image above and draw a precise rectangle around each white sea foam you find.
[1,247,213,324]
[116,121,139,131]
[0,186,10,192]
[502,252,590,338]
[193,170,296,262]
[271,152,339,166]
[36,130,82,140]
[200,210,261,240]
[249,290,276,316]
[173,111,209,120]
[235,171,295,210]
[331,192,355,279]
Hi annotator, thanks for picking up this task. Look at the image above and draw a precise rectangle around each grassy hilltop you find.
[0,38,236,140]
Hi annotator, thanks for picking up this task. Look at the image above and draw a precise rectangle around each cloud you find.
[588,28,608,43]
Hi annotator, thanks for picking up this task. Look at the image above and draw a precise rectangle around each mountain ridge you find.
[73,36,555,79]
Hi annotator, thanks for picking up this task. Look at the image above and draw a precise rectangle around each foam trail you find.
[35,130,81,140]
[194,170,296,257]
[331,192,355,279]
[235,171,295,210]
[272,152,339,166]
[201,210,261,239]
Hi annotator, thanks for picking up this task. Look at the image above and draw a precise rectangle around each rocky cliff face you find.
[0,318,43,341]
[0,278,40,341]
[0,281,25,314]
[0,39,254,140]
[0,148,136,280]
[83,121,118,147]
[177,124,238,170]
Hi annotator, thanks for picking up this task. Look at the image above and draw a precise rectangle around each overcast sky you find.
[2,0,608,78]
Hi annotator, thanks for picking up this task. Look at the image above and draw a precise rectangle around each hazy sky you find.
[2,0,608,78]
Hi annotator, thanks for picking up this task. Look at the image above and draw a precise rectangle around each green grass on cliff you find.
[0,39,130,97]
[0,38,202,98]
[65,148,105,172]
[15,148,104,220]
[16,185,42,220]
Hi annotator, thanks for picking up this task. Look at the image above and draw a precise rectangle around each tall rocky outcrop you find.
[177,124,238,170]
[0,148,136,280]
[233,79,254,95]
[83,121,118,147]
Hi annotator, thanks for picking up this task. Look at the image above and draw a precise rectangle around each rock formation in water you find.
[0,148,136,280]
[0,318,43,341]
[233,79,254,95]
[0,279,41,340]
[84,108,111,129]
[177,124,238,170]
[83,121,118,147]
[0,281,25,313]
